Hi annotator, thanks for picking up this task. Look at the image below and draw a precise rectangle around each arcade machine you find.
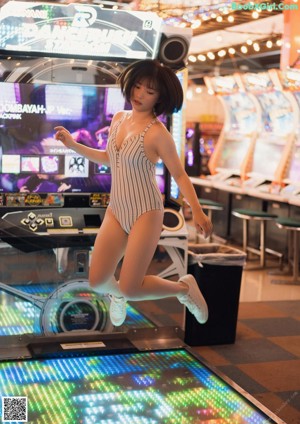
[185,121,221,177]
[238,70,298,250]
[0,1,190,339]
[204,74,260,192]
[279,68,300,211]
[243,69,298,201]
[0,4,287,424]
[0,79,189,334]
[185,123,201,177]
[195,74,260,239]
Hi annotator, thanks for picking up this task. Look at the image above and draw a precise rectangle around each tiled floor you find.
[194,299,300,424]
[141,248,300,424]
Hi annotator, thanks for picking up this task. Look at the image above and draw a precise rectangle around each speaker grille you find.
[159,36,189,66]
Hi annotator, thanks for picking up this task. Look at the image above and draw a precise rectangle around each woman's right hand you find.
[54,126,75,148]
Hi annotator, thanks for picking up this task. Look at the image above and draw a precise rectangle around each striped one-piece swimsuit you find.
[106,113,164,234]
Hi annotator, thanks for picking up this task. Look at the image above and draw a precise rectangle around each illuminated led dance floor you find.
[0,348,280,424]
[0,283,154,336]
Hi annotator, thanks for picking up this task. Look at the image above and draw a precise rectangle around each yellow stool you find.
[232,208,283,268]
[271,217,300,285]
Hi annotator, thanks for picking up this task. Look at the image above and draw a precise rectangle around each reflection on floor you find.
[240,262,300,302]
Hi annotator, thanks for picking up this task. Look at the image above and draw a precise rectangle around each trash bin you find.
[184,243,247,346]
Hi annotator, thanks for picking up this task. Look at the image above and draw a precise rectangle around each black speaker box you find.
[158,24,192,69]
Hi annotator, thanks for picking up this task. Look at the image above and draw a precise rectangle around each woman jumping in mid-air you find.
[54,59,213,327]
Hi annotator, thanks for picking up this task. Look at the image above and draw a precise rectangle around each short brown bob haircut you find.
[117,59,183,116]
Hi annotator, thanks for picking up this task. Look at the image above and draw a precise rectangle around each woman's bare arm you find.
[153,126,213,238]
[54,126,110,165]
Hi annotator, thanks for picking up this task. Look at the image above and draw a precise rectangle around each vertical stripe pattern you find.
[107,113,164,234]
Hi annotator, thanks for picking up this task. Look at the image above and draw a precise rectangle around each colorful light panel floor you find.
[0,284,154,336]
[0,348,278,424]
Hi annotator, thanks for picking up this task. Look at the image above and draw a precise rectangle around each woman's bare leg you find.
[118,210,188,301]
[89,207,127,296]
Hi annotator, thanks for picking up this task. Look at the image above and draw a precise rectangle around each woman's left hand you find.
[193,209,213,239]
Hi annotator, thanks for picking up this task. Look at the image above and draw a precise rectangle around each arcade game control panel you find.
[0,207,105,252]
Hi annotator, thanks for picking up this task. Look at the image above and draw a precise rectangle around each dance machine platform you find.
[0,338,284,424]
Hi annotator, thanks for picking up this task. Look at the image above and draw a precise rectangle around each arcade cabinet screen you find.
[0,82,166,196]
[251,138,286,180]
[217,137,252,173]
[222,93,258,135]
[250,90,294,179]
[256,91,294,136]
[216,93,257,173]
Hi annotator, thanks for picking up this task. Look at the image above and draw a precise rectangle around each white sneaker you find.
[109,295,127,326]
[177,274,208,324]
